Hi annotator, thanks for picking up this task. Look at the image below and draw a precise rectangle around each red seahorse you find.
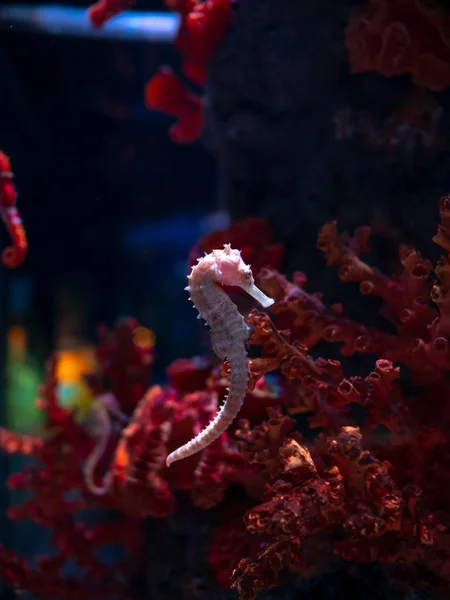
[166,244,274,466]
[0,152,27,268]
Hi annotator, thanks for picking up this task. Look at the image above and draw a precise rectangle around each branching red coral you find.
[108,375,253,514]
[346,0,450,91]
[5,188,450,600]
[0,325,255,596]
[226,198,450,599]
[84,317,153,417]
[0,324,151,598]
[232,414,447,599]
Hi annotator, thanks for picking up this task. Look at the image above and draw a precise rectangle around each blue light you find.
[9,276,31,314]
[122,211,232,253]
[0,4,179,41]
[123,215,203,252]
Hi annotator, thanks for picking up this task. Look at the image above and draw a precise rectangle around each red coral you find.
[89,355,253,517]
[346,0,450,91]
[85,317,153,416]
[0,547,125,600]
[144,0,232,143]
[144,66,204,143]
[0,322,153,598]
[0,151,27,268]
[232,420,444,600]
[0,428,43,455]
[7,197,450,600]
[226,199,450,599]
[208,366,283,424]
[88,0,135,28]
[167,355,212,393]
[317,221,435,340]
[175,0,232,86]
[0,411,135,598]
[209,502,263,588]
[87,0,231,141]
[0,332,232,595]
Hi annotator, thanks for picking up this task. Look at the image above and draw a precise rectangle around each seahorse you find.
[83,393,129,495]
[166,244,274,467]
[0,152,27,269]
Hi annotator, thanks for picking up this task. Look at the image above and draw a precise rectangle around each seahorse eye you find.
[242,269,253,284]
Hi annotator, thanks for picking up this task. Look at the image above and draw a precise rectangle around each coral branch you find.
[0,151,27,268]
[346,0,450,91]
[144,67,204,143]
[144,0,232,143]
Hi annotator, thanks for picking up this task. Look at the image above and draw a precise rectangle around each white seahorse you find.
[83,393,128,495]
[166,244,274,467]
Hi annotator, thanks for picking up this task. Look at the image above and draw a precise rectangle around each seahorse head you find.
[211,244,275,308]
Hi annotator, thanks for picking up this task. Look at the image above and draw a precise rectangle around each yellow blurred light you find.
[55,348,96,384]
[132,326,156,349]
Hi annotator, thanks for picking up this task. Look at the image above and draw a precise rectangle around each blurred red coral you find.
[84,317,153,416]
[87,0,231,143]
[88,0,135,28]
[167,354,212,393]
[0,322,150,597]
[174,0,232,86]
[144,0,232,143]
[346,0,450,91]
[144,66,204,143]
[0,337,254,597]
[0,151,27,268]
